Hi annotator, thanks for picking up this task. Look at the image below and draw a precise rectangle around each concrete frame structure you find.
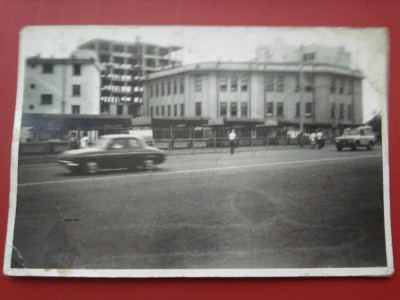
[77,38,183,117]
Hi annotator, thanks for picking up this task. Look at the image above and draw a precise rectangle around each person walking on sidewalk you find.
[229,129,237,155]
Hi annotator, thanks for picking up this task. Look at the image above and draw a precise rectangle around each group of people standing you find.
[68,132,89,150]
[309,130,325,149]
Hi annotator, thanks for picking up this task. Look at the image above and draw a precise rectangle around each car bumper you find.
[58,160,79,167]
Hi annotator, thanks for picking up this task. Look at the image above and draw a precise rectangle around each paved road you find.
[12,146,387,270]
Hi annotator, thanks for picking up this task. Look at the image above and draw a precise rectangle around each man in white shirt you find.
[80,132,89,148]
[229,129,237,154]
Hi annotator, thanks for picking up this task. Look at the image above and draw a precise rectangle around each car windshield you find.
[343,129,360,135]
[92,137,110,149]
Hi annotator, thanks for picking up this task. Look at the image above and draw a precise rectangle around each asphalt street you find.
[11,145,387,269]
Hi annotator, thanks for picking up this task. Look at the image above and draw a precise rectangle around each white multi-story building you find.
[23,51,102,115]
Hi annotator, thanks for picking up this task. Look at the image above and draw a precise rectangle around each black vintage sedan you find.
[58,134,165,174]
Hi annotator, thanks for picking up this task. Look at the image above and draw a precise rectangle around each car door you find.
[125,138,145,168]
[105,138,129,169]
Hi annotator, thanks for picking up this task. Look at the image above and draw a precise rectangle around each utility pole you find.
[299,61,304,133]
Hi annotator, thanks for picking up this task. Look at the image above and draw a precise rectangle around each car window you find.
[110,139,127,149]
[128,138,142,149]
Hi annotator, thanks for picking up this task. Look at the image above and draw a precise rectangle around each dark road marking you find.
[18,154,381,187]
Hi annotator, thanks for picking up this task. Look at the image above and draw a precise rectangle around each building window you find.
[128,105,135,115]
[167,81,171,95]
[330,103,336,119]
[266,102,274,115]
[303,52,315,62]
[150,107,153,117]
[156,84,159,97]
[230,102,238,117]
[305,102,313,116]
[40,94,53,105]
[173,80,177,94]
[339,103,344,119]
[156,106,159,116]
[174,104,177,116]
[295,75,300,92]
[240,102,248,117]
[304,74,313,92]
[73,64,81,76]
[42,63,53,74]
[195,102,202,117]
[220,102,227,117]
[72,84,81,96]
[161,105,165,116]
[265,75,274,92]
[117,105,123,115]
[180,78,185,94]
[347,104,353,120]
[276,75,284,92]
[219,76,227,92]
[180,103,184,116]
[161,82,165,96]
[241,78,248,92]
[330,77,336,94]
[30,84,35,89]
[296,102,300,117]
[230,76,238,92]
[339,78,344,94]
[277,102,284,116]
[29,105,34,110]
[150,85,153,98]
[167,105,171,116]
[101,103,110,113]
[72,105,80,114]
[347,79,353,95]
[195,76,202,92]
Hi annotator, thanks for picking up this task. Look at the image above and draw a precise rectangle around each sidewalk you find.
[17,144,307,165]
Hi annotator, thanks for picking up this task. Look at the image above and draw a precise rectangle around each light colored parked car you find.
[334,126,376,151]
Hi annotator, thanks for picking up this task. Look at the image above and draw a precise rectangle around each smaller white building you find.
[23,52,102,115]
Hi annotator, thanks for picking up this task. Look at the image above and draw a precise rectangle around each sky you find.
[19,26,388,123]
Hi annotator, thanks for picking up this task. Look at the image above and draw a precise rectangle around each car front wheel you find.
[367,141,374,151]
[351,142,359,151]
[85,161,99,174]
[336,145,343,151]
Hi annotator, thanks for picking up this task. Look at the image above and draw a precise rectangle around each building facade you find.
[77,38,183,117]
[141,45,363,138]
[23,54,101,115]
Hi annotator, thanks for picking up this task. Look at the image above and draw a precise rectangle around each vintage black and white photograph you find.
[4,26,393,277]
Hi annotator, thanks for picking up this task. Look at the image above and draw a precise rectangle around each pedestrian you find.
[309,132,316,149]
[229,129,237,154]
[316,130,324,149]
[80,132,89,148]
[68,132,79,150]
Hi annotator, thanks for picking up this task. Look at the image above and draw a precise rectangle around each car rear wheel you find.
[85,161,99,174]
[336,145,343,151]
[143,158,155,170]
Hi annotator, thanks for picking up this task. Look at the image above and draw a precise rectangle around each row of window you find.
[31,84,82,96]
[35,63,82,76]
[330,103,353,120]
[28,102,81,114]
[100,103,137,115]
[150,104,185,117]
[150,78,185,98]
[150,75,354,96]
